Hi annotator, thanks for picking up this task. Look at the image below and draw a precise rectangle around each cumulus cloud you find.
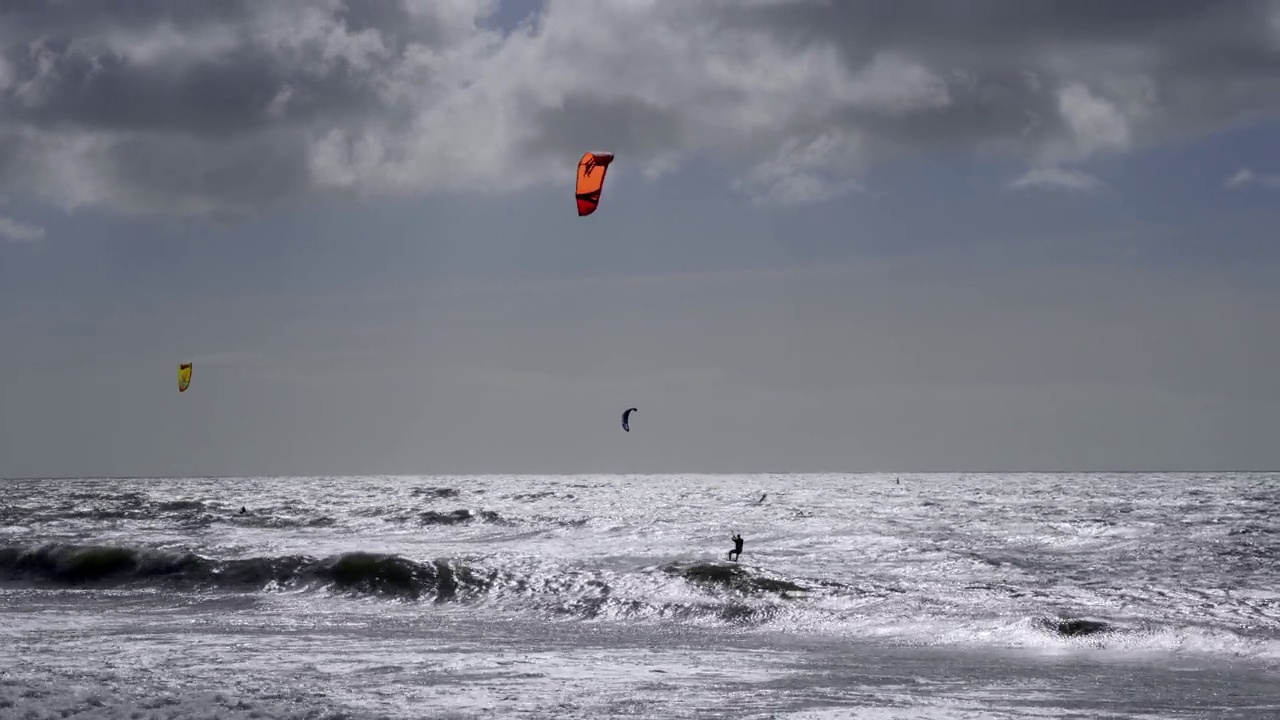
[0,214,45,242]
[0,0,1278,216]
[1226,168,1280,189]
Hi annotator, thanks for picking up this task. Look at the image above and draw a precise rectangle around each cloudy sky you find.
[2,0,1280,477]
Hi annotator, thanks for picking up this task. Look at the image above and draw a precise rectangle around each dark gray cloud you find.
[0,0,1277,216]
[721,0,1280,180]
[0,0,461,213]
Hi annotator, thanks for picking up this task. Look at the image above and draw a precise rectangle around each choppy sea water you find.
[1,472,1277,719]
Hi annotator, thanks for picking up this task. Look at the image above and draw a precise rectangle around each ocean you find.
[1,472,1276,719]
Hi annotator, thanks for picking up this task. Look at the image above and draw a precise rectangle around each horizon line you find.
[3,469,1276,482]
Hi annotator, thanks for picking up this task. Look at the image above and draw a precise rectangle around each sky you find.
[2,0,1280,477]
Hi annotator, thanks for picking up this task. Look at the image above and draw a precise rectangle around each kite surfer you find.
[728,533,744,562]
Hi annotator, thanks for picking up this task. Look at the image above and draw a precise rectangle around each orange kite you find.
[576,152,615,216]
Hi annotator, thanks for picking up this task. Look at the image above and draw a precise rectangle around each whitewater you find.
[1,472,1276,719]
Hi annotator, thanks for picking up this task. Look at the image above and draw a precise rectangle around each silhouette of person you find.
[758,493,767,504]
[728,533,744,562]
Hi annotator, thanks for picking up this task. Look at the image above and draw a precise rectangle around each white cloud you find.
[1056,82,1134,160]
[732,130,867,205]
[1011,167,1104,192]
[0,1,1278,217]
[0,215,46,242]
[1226,168,1280,189]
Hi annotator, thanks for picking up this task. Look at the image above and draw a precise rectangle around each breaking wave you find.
[1,538,1276,664]
[0,543,829,627]
[0,543,490,602]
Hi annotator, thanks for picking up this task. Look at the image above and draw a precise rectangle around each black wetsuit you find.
[729,534,744,561]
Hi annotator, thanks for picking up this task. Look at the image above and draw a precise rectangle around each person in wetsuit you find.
[728,533,744,562]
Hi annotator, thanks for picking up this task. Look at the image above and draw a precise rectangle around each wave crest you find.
[0,543,493,602]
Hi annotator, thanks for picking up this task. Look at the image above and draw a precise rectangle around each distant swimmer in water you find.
[239,506,247,515]
[758,493,767,504]
[728,533,744,562]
